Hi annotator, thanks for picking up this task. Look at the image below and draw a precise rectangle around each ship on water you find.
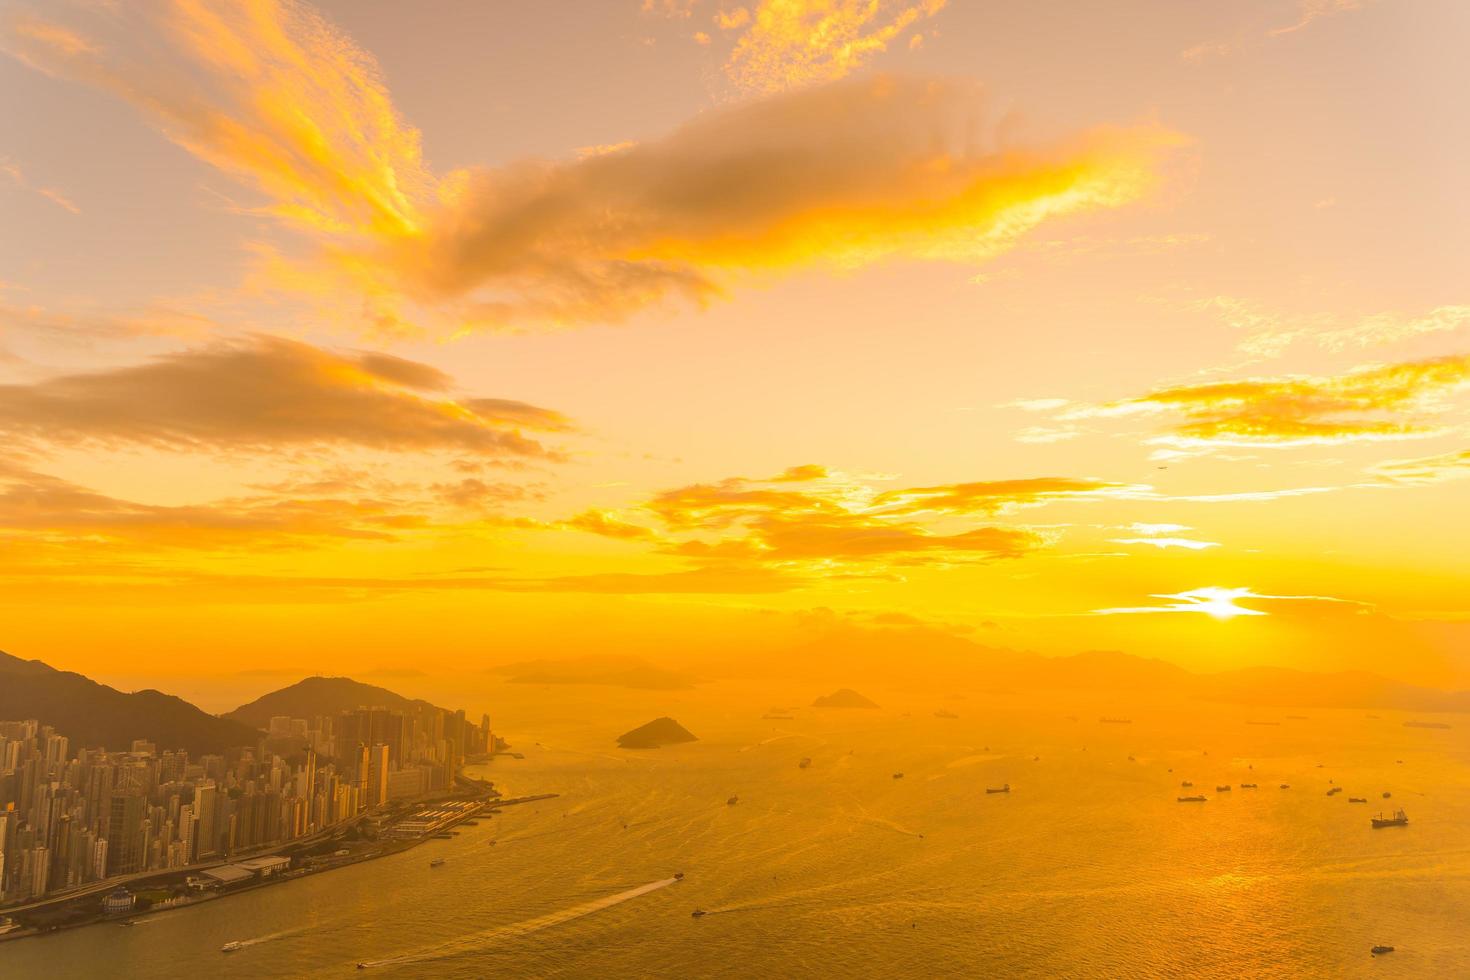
[221,941,245,953]
[799,758,811,769]
[1177,795,1207,803]
[1372,808,1409,828]
[429,858,446,867]
[986,784,1010,794]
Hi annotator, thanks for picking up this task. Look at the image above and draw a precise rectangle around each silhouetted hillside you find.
[224,675,438,729]
[0,650,260,754]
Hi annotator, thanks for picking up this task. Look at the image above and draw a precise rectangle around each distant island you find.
[616,717,698,749]
[811,689,879,709]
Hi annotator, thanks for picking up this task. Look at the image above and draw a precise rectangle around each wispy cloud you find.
[1371,449,1470,484]
[723,0,948,95]
[0,158,79,214]
[1063,353,1470,450]
[1267,0,1368,38]
[1110,537,1220,551]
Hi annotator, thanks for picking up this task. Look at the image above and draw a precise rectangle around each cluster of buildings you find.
[0,705,493,906]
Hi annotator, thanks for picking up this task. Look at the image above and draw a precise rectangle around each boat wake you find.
[224,926,305,950]
[355,877,681,969]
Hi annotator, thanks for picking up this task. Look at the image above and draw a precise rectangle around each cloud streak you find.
[1063,353,1470,449]
[0,334,569,458]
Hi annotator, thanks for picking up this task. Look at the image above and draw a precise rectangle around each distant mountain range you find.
[222,675,441,729]
[485,655,695,691]
[0,649,260,755]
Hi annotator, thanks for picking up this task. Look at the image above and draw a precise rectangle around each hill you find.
[223,675,437,729]
[0,650,261,755]
[811,688,880,709]
[616,717,698,749]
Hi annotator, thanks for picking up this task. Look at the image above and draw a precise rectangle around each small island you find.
[811,689,879,709]
[616,716,698,748]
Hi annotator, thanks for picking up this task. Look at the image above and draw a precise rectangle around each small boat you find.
[1177,795,1207,803]
[691,909,707,918]
[727,796,739,806]
[892,772,904,780]
[358,963,369,970]
[1371,946,1395,956]
[799,758,811,769]
[1382,791,1392,799]
[1181,781,1193,788]
[1216,785,1231,792]
[674,872,684,880]
[1372,809,1408,828]
[1327,787,1342,796]
[1127,755,1136,762]
[986,784,1010,794]
[221,941,245,952]
[1280,784,1290,789]
[1348,797,1367,803]
[429,858,446,867]
[1240,783,1257,789]
[487,840,496,846]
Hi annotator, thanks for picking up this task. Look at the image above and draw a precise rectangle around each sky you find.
[1,0,1468,689]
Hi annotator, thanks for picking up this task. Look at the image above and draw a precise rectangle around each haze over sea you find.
[2,680,1465,979]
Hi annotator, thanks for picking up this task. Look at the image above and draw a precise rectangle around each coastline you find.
[0,774,558,946]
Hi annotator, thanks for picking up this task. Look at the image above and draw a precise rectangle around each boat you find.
[691,909,707,918]
[1371,946,1395,955]
[1372,809,1408,828]
[1280,784,1290,789]
[1348,797,1367,803]
[1216,785,1231,792]
[727,796,739,806]
[222,941,245,952]
[1181,781,1193,788]
[1177,795,1207,803]
[892,772,904,780]
[799,758,811,769]
[429,858,446,867]
[1327,787,1342,796]
[1126,755,1136,762]
[1382,791,1392,798]
[1240,783,1257,789]
[986,784,1010,794]
[674,872,684,880]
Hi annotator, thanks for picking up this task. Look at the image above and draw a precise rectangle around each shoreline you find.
[0,780,559,947]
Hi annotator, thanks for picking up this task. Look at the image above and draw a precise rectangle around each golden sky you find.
[1,0,1467,687]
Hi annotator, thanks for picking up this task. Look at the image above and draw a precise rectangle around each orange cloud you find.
[1065,354,1470,449]
[724,0,948,95]
[3,4,1182,332]
[545,467,1144,588]
[0,334,569,458]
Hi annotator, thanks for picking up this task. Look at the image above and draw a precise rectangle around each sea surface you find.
[3,680,1467,978]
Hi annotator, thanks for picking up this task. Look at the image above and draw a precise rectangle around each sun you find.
[1170,587,1267,620]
